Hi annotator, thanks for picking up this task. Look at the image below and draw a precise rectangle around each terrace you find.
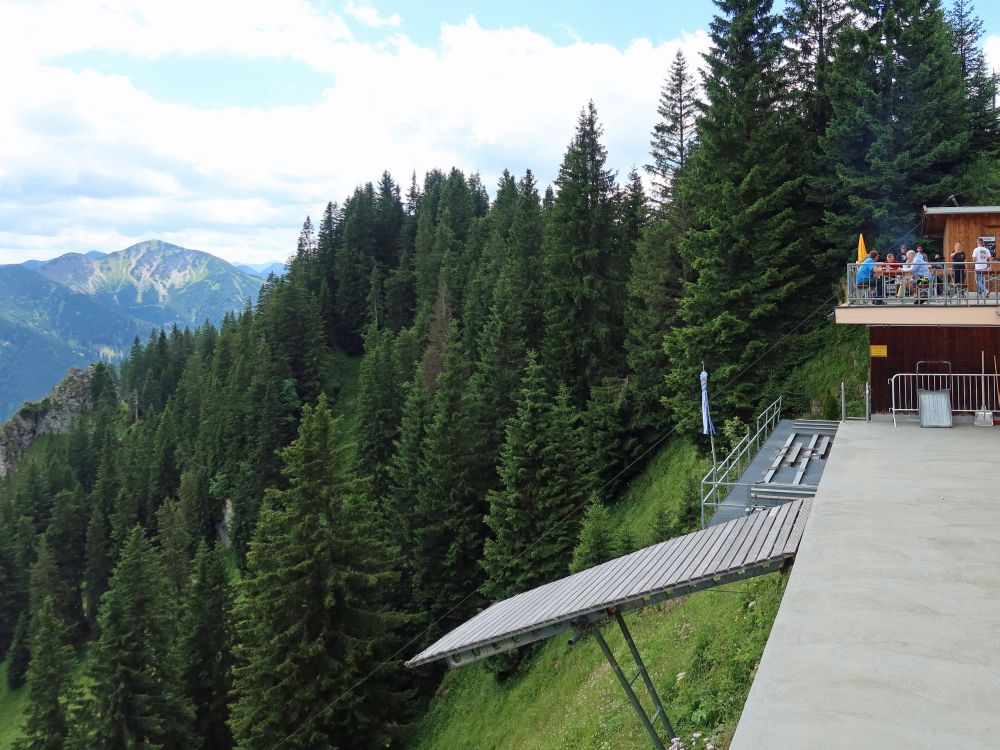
[836,260,1000,326]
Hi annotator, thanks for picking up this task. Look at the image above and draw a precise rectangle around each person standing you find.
[910,246,931,303]
[972,237,991,299]
[951,241,967,296]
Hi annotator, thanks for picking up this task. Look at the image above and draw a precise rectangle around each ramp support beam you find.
[590,609,675,750]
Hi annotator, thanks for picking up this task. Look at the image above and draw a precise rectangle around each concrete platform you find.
[731,420,1000,750]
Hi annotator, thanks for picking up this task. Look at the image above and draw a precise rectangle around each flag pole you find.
[701,363,718,526]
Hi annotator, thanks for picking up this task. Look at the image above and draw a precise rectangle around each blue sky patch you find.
[51,52,336,108]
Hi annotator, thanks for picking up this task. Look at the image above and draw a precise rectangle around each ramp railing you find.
[890,372,1000,424]
[700,396,782,528]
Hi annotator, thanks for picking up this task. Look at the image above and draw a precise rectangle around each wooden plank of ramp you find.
[407,499,812,669]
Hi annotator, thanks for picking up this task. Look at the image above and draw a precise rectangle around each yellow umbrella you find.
[856,234,868,263]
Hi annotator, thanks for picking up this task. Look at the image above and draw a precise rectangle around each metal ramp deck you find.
[408,499,812,749]
[707,419,837,526]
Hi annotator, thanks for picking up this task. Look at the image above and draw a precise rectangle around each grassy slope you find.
[0,661,27,750]
[793,324,868,419]
[0,644,93,750]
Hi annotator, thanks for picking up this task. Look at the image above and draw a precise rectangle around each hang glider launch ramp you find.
[407,499,812,748]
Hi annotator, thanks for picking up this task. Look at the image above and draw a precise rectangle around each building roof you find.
[406,499,811,669]
[922,206,1000,215]
[921,205,1000,237]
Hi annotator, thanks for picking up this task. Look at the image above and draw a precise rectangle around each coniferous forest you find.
[1,1,998,748]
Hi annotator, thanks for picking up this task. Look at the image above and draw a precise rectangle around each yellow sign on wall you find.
[870,345,888,358]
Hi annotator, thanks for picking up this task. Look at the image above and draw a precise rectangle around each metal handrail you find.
[700,396,782,527]
[889,372,1000,425]
[845,260,1000,306]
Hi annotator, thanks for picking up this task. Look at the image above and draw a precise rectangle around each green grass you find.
[793,323,868,419]
[410,438,786,750]
[0,659,28,750]
[607,439,705,549]
[0,645,94,750]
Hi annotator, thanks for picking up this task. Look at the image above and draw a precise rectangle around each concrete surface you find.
[731,420,1000,750]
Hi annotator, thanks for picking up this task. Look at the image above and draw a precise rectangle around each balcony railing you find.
[845,261,1000,306]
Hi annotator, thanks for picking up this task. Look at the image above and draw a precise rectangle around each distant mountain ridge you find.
[0,264,147,419]
[0,239,266,421]
[33,239,264,327]
[236,261,286,278]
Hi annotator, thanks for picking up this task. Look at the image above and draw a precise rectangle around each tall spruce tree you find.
[409,326,488,633]
[948,0,998,151]
[647,50,700,205]
[6,613,30,689]
[156,497,192,601]
[542,102,627,405]
[625,218,685,439]
[948,0,1000,196]
[13,598,73,750]
[355,326,406,503]
[229,396,402,749]
[385,372,430,576]
[83,435,118,629]
[818,0,970,248]
[664,0,818,428]
[70,526,195,749]
[180,541,234,750]
[0,520,21,657]
[482,356,592,605]
[43,489,88,639]
[782,0,852,134]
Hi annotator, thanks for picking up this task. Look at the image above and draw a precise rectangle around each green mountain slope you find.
[32,239,263,327]
[1,240,266,421]
[0,265,147,420]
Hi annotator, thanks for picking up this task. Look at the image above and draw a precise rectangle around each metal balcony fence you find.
[845,261,1000,306]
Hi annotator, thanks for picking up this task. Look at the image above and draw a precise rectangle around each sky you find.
[0,1,998,266]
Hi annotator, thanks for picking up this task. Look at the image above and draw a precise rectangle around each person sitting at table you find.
[950,241,967,295]
[898,249,915,298]
[856,249,884,302]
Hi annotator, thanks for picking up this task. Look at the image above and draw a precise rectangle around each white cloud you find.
[0,2,710,264]
[344,1,401,29]
[0,0,353,69]
[984,35,1000,80]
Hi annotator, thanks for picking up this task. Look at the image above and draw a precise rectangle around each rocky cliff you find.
[0,367,92,478]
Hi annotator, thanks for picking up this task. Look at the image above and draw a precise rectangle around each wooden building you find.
[836,205,1000,417]
[920,205,999,257]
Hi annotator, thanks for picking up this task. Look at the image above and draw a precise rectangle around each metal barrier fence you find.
[700,396,782,528]
[889,372,1000,424]
[845,261,1000,306]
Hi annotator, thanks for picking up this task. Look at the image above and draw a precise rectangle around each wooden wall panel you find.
[938,213,1000,293]
[869,326,1000,412]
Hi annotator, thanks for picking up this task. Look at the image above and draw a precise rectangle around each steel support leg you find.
[592,627,668,750]
[614,611,676,740]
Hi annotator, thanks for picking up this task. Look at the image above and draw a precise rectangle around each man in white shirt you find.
[972,237,992,298]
